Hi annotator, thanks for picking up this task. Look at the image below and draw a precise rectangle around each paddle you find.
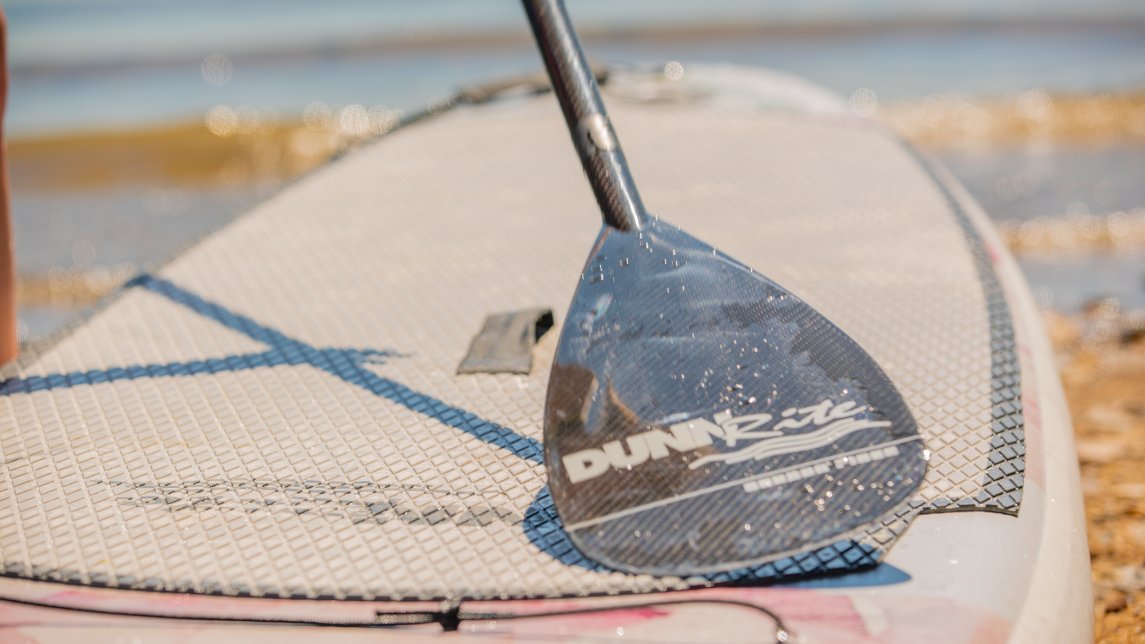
[523,0,928,576]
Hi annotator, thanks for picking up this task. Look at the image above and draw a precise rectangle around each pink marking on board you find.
[35,587,400,623]
[1,582,1016,642]
[986,241,1002,264]
[1018,343,1046,488]
[779,593,1011,643]
[458,587,861,639]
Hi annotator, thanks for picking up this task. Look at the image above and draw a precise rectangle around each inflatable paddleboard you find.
[0,65,1090,642]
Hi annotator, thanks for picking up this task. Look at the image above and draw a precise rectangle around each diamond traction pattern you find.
[910,150,1025,513]
[598,101,1024,515]
[0,91,1016,600]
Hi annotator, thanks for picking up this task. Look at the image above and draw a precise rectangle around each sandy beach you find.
[1049,308,1145,642]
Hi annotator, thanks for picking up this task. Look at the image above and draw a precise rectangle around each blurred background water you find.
[6,0,1145,341]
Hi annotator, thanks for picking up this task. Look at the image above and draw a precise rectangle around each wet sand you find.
[9,119,327,191]
[1047,309,1145,642]
[879,90,1145,148]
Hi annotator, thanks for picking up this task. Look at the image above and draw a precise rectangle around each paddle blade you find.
[544,217,927,575]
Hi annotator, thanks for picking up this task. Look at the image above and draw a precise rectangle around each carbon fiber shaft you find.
[522,0,646,231]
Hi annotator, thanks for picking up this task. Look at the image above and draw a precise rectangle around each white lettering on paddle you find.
[561,399,890,484]
[562,425,713,484]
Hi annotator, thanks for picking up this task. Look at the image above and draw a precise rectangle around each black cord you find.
[0,591,793,641]
[377,597,794,641]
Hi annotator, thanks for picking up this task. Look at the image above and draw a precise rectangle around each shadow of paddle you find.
[0,274,543,465]
[522,483,905,585]
[522,487,610,572]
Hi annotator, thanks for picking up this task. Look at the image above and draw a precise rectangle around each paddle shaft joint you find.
[522,0,647,232]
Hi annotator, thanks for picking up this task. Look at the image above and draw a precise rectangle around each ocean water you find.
[6,1,1145,339]
[8,4,1145,136]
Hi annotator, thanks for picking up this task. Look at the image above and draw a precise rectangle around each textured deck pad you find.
[0,69,1020,600]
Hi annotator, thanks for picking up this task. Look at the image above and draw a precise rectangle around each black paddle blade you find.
[544,217,927,575]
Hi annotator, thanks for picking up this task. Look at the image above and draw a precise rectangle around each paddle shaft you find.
[522,0,646,231]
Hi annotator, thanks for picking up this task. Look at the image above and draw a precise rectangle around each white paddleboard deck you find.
[0,66,1089,641]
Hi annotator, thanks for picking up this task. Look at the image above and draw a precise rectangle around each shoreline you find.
[9,89,1145,193]
[9,119,323,192]
[10,85,1145,312]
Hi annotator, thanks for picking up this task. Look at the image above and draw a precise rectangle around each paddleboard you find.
[0,64,1090,642]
